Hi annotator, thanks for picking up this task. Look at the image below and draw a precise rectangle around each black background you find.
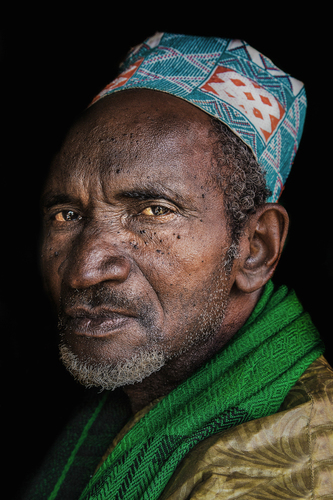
[1,6,332,497]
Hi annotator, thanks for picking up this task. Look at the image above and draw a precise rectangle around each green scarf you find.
[30,282,323,500]
[75,282,324,500]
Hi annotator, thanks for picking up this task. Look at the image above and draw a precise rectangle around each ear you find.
[234,203,289,293]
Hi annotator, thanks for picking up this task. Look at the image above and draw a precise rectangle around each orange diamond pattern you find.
[91,58,144,105]
[201,65,285,143]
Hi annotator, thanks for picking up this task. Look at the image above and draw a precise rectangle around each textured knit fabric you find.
[91,33,307,202]
[23,282,324,499]
[23,389,131,500]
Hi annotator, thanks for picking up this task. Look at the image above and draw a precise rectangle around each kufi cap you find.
[91,33,307,201]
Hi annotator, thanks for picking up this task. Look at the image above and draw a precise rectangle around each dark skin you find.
[41,89,289,413]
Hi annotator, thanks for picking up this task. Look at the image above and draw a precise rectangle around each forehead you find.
[45,90,219,203]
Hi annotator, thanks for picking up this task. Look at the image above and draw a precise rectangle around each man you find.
[25,33,333,499]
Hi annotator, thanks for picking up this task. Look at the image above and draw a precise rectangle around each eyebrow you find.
[115,183,192,208]
[41,193,79,210]
[41,183,195,211]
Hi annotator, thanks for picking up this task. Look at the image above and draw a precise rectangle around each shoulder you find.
[160,356,333,500]
[282,355,333,406]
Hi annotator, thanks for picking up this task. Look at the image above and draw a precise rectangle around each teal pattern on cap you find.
[92,33,307,201]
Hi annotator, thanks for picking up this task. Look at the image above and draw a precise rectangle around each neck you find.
[123,287,262,414]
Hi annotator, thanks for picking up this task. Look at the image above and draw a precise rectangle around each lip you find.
[64,308,135,338]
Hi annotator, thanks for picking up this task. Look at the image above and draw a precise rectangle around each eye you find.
[140,205,173,216]
[53,210,82,222]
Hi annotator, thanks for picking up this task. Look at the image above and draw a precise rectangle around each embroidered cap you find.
[91,32,307,201]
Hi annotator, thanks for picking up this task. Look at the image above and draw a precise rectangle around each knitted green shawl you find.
[26,282,324,500]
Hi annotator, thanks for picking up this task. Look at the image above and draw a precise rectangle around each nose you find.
[62,232,131,289]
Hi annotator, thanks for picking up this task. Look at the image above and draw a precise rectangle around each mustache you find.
[58,283,157,328]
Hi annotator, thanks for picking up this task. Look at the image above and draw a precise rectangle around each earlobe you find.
[235,203,289,293]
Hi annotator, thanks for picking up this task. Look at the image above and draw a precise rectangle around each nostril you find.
[101,256,131,283]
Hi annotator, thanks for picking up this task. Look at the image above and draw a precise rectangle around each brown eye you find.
[54,210,82,222]
[141,206,171,216]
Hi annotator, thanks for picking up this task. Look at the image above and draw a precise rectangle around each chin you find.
[59,341,166,390]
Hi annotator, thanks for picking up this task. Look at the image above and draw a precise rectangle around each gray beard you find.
[59,342,166,391]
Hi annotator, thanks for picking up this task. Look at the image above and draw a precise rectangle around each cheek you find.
[140,229,229,306]
[41,234,67,306]
[168,229,227,274]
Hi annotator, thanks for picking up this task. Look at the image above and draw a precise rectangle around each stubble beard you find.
[58,290,167,391]
[58,249,234,392]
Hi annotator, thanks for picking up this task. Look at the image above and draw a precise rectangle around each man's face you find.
[41,90,235,389]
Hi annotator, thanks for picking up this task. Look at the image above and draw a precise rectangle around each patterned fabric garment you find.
[89,357,333,499]
[159,356,333,500]
[94,357,333,499]
[91,33,307,202]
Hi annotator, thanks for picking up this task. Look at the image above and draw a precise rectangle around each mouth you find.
[62,308,135,338]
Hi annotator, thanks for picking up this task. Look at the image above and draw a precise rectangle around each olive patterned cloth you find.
[96,356,333,499]
[159,355,333,499]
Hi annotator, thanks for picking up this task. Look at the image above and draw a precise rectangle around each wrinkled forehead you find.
[45,90,219,200]
[78,89,214,143]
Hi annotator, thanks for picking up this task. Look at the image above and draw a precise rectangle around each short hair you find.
[210,117,271,247]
